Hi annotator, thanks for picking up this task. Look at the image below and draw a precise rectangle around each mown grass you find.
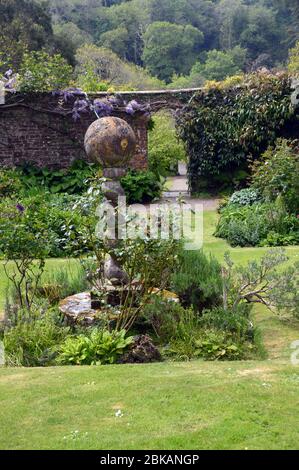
[0,361,298,450]
[0,206,298,450]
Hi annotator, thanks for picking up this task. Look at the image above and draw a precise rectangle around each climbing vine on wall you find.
[176,72,297,193]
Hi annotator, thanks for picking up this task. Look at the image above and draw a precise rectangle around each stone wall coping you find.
[90,88,202,96]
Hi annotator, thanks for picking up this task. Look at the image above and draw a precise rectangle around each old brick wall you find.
[0,88,200,170]
[0,93,151,170]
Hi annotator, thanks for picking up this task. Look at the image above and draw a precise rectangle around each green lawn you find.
[0,207,299,450]
[0,361,299,450]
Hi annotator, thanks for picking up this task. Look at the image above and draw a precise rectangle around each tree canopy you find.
[1,0,298,90]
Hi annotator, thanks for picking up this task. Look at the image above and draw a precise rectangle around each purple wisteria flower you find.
[72,99,90,120]
[53,88,148,122]
[125,100,148,116]
[93,99,113,117]
[16,204,25,213]
[1,70,17,94]
[4,70,13,79]
[125,103,135,115]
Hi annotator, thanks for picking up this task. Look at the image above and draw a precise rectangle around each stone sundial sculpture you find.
[84,116,136,288]
[59,115,179,325]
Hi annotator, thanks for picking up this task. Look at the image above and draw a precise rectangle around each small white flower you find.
[115,409,123,418]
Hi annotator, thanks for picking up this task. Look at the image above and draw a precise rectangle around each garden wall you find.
[0,89,198,170]
[0,93,149,170]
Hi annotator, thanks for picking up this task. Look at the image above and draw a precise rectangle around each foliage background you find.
[176,72,297,193]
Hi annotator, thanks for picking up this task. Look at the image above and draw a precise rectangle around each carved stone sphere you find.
[84,117,136,168]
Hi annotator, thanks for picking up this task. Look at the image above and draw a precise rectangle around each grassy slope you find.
[0,208,298,450]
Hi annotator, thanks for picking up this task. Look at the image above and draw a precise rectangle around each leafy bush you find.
[288,41,299,73]
[228,188,261,207]
[200,305,254,341]
[17,160,100,195]
[19,51,73,92]
[164,336,198,362]
[193,330,247,361]
[143,297,198,344]
[176,72,295,193]
[75,64,111,93]
[121,170,163,204]
[260,231,299,247]
[250,139,299,214]
[0,189,102,258]
[171,250,223,312]
[57,329,134,366]
[148,110,187,177]
[223,249,299,319]
[0,169,22,198]
[215,200,299,247]
[3,311,70,367]
[0,200,52,309]
[165,328,255,362]
[159,298,259,361]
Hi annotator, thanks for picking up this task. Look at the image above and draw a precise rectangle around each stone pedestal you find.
[85,116,136,289]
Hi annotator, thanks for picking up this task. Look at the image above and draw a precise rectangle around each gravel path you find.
[161,176,220,211]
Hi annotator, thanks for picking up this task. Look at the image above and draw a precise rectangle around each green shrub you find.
[171,250,223,312]
[143,297,198,344]
[57,329,134,366]
[0,191,101,259]
[223,249,299,320]
[200,305,254,340]
[17,160,100,195]
[260,231,299,247]
[0,199,53,309]
[0,169,22,198]
[251,139,299,214]
[194,330,247,361]
[75,64,111,93]
[148,110,187,177]
[164,336,198,361]
[121,170,163,204]
[215,199,299,247]
[3,311,70,367]
[176,72,295,192]
[19,51,73,92]
[215,204,268,247]
[161,301,259,362]
[228,188,262,206]
[165,328,255,362]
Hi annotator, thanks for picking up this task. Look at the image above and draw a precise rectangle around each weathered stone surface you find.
[85,116,135,287]
[101,180,125,205]
[104,256,130,286]
[84,117,136,168]
[119,335,162,364]
[59,292,99,326]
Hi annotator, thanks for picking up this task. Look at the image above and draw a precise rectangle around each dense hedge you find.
[176,72,297,193]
